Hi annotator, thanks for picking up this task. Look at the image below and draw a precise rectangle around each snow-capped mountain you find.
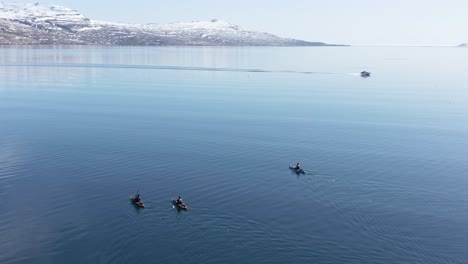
[459,44,467,47]
[0,3,344,46]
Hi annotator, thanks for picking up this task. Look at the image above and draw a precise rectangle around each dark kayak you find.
[360,71,371,77]
[171,199,188,210]
[130,196,145,208]
[289,165,305,174]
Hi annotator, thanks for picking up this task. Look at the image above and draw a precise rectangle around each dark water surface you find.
[1,46,467,264]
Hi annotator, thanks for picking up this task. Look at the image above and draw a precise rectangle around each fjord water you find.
[1,46,467,264]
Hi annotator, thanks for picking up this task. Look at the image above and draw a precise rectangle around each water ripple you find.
[0,63,338,75]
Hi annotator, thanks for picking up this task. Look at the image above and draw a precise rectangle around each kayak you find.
[360,71,371,77]
[171,199,188,210]
[130,196,145,208]
[289,165,305,174]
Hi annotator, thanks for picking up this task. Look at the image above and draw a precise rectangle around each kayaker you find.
[176,196,183,205]
[294,163,301,170]
[134,194,141,202]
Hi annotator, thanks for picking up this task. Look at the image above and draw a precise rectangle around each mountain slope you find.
[0,3,344,46]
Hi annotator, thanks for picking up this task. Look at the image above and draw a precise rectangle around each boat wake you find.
[0,63,338,75]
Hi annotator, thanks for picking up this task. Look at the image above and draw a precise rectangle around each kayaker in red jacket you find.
[294,163,301,170]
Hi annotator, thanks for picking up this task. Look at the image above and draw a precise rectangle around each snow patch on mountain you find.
[0,2,344,46]
[0,2,85,21]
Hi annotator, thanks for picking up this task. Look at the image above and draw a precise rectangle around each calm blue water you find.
[1,46,468,264]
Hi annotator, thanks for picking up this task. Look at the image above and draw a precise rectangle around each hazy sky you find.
[10,0,468,46]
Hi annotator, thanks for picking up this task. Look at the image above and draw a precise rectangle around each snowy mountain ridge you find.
[0,2,84,20]
[0,2,344,46]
